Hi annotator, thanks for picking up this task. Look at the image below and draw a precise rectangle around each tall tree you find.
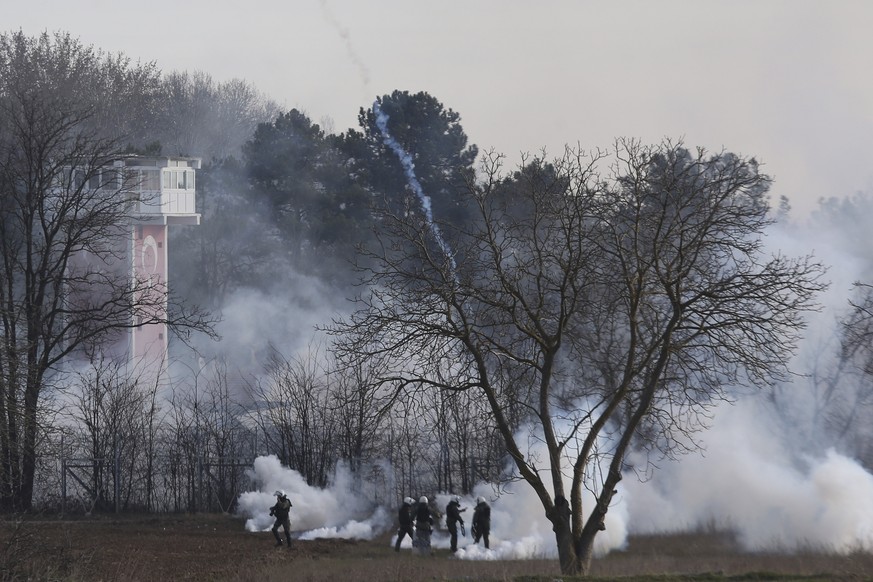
[0,36,212,511]
[244,109,371,281]
[339,90,478,229]
[155,71,279,160]
[0,31,164,149]
[330,140,826,575]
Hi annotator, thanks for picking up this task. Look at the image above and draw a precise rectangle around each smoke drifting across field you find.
[235,452,629,559]
[623,204,873,553]
[237,455,392,536]
[623,399,873,552]
[233,195,873,558]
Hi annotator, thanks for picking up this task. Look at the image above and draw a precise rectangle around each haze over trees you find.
[329,142,826,574]
[0,31,214,510]
[5,27,873,577]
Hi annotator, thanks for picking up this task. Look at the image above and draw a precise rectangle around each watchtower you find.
[123,156,201,382]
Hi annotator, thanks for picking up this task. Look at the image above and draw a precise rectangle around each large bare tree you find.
[330,140,826,575]
[0,76,213,511]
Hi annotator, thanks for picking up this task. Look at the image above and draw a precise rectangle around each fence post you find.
[114,439,120,513]
[61,435,66,516]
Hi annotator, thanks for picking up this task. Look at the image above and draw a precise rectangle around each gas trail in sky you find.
[373,101,458,274]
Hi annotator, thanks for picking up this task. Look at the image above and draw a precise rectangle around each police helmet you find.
[274,490,286,498]
[476,496,486,504]
[419,496,428,504]
[403,496,415,505]
[452,495,460,504]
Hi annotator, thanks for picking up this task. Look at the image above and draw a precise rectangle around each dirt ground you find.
[1,513,312,581]
[3,513,873,582]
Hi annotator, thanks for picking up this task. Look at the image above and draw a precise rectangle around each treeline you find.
[4,30,873,522]
[0,30,498,513]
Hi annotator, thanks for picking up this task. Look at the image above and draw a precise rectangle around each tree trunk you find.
[20,385,39,511]
[575,528,597,576]
[549,496,592,575]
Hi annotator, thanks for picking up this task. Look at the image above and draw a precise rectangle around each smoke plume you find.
[373,101,457,273]
[237,455,389,536]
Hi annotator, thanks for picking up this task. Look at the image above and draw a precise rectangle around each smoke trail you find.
[319,0,371,100]
[373,101,458,274]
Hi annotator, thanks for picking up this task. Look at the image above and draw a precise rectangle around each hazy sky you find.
[8,0,872,217]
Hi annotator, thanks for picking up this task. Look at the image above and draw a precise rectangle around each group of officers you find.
[395,494,491,553]
[267,489,493,554]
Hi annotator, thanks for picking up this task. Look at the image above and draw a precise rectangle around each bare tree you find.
[63,357,161,512]
[0,70,213,511]
[330,140,826,575]
[156,71,279,160]
[249,346,336,487]
[327,355,386,473]
[818,282,873,465]
[195,361,251,512]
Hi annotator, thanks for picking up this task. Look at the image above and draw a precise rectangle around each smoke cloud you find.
[215,108,873,560]
[436,479,629,560]
[233,196,873,558]
[621,202,873,553]
[237,455,388,536]
[623,399,873,552]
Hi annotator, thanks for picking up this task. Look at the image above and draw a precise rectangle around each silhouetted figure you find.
[395,496,415,551]
[445,495,465,552]
[413,496,434,554]
[269,490,293,547]
[472,496,491,549]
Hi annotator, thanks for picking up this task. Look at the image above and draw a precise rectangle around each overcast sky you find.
[8,0,872,217]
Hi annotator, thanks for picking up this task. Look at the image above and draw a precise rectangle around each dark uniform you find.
[445,497,464,552]
[270,490,293,547]
[472,497,491,549]
[395,497,415,551]
[413,496,434,554]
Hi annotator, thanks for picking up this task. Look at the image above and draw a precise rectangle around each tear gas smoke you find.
[424,481,629,560]
[227,137,873,558]
[622,209,873,553]
[236,453,628,558]
[623,399,873,552]
[237,455,389,536]
[198,276,343,378]
[372,101,457,273]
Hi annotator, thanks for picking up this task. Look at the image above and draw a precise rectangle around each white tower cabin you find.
[124,156,201,383]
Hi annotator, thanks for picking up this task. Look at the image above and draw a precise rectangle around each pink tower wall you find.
[132,223,168,378]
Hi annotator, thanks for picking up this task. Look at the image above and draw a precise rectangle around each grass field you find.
[2,513,873,581]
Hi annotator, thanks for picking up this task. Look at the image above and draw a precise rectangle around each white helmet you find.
[452,495,460,504]
[477,496,486,504]
[274,490,286,498]
[419,496,428,504]
[403,497,415,505]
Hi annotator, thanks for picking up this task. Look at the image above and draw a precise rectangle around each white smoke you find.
[621,201,873,553]
[623,399,873,552]
[372,101,457,273]
[212,280,343,372]
[298,506,392,541]
[388,475,628,560]
[237,455,385,536]
[228,175,873,557]
[448,480,628,561]
[392,417,631,561]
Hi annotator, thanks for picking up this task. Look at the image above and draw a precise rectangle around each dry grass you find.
[1,514,872,581]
